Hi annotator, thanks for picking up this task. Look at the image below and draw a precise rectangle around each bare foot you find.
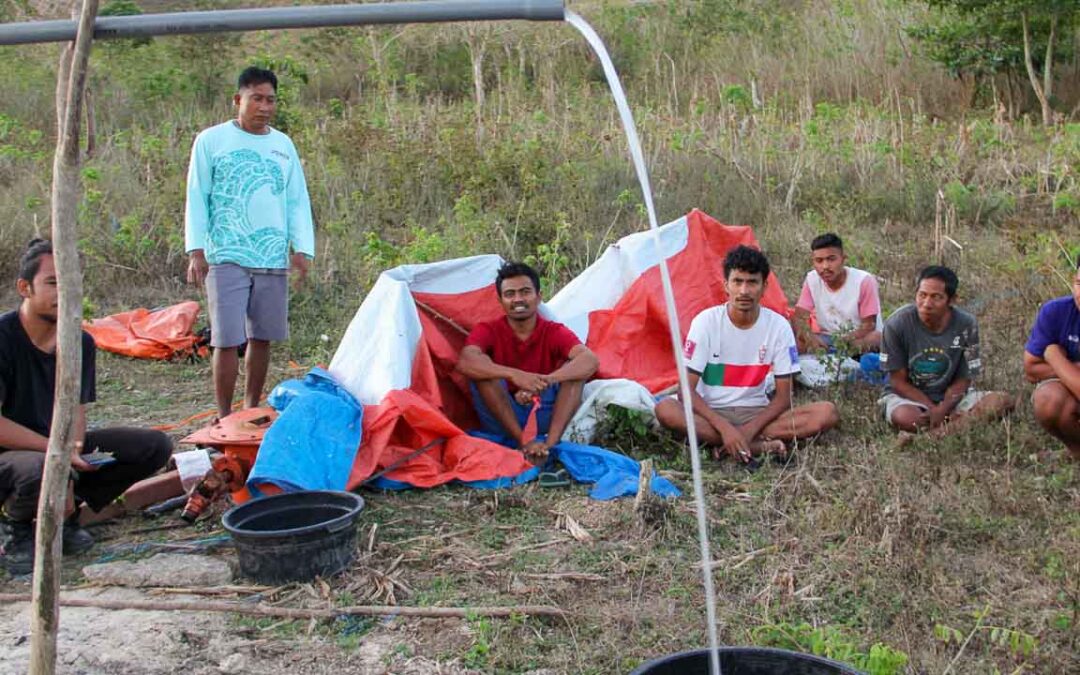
[750,439,787,458]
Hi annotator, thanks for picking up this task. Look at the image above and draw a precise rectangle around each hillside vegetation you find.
[0,1,1078,672]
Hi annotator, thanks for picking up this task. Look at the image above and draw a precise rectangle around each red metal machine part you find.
[178,408,281,521]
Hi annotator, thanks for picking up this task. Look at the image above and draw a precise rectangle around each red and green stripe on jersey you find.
[700,361,771,387]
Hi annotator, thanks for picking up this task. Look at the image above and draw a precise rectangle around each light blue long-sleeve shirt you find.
[184,121,315,269]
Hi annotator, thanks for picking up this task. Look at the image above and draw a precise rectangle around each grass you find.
[0,0,1078,672]
[3,223,1078,671]
[7,334,1077,673]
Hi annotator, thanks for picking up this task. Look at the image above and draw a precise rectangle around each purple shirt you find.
[1025,296,1080,362]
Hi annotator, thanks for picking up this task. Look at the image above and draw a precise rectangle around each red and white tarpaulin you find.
[328,209,789,486]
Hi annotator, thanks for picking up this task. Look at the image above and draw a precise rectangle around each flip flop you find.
[742,457,763,473]
[538,467,571,488]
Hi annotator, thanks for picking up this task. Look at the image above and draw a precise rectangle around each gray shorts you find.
[206,264,288,348]
[878,390,987,422]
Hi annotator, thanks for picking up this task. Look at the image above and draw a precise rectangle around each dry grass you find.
[2,267,1077,672]
[0,1,1078,672]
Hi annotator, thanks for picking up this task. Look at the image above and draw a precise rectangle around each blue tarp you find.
[468,431,681,500]
[249,368,363,493]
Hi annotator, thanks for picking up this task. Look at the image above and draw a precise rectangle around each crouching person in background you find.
[0,240,172,575]
[1023,256,1080,460]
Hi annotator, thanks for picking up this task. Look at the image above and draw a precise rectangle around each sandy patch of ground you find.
[0,586,226,675]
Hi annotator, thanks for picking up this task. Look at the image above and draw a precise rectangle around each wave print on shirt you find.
[207,149,289,268]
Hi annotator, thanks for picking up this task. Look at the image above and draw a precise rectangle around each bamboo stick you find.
[1,593,567,619]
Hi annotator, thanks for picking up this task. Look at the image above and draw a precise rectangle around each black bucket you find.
[629,647,861,674]
[222,490,365,584]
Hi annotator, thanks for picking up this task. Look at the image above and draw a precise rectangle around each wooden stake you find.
[1,593,567,619]
[633,458,653,512]
[30,1,98,673]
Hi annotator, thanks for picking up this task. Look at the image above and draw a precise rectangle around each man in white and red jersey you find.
[655,245,839,462]
[793,232,882,355]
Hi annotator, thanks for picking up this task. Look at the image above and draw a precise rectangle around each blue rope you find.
[94,534,233,563]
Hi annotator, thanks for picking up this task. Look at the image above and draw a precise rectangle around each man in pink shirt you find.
[792,233,882,355]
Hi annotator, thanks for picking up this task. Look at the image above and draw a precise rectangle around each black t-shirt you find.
[0,310,96,440]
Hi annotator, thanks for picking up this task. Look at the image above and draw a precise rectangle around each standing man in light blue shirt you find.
[185,67,315,420]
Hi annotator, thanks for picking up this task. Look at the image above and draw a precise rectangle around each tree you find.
[910,0,1077,124]
[31,0,96,671]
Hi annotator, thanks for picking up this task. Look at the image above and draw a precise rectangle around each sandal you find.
[538,467,571,488]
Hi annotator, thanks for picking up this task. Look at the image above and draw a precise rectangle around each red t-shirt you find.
[464,316,581,382]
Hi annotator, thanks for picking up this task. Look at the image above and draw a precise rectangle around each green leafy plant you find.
[603,405,654,441]
[524,212,573,293]
[751,622,908,675]
[464,613,494,669]
[934,605,1039,663]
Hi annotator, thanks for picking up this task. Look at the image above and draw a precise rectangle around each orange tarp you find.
[584,209,791,392]
[84,301,202,360]
[346,389,533,489]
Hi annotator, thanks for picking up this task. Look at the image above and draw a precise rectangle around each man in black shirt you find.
[0,240,171,575]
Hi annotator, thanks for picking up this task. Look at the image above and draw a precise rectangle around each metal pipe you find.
[0,0,566,46]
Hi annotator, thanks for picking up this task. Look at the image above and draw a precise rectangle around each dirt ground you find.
[0,585,483,674]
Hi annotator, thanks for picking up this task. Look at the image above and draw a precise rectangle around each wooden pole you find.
[1,593,568,619]
[29,0,98,673]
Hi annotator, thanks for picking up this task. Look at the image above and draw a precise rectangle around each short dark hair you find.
[811,233,844,252]
[495,261,540,296]
[238,67,277,92]
[916,265,959,298]
[18,238,53,283]
[723,245,770,280]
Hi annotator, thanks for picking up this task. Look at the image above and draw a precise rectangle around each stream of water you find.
[563,11,722,675]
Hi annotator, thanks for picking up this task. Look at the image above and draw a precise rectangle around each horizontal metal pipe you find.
[0,0,566,46]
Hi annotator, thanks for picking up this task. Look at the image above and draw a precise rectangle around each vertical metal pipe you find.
[0,0,565,46]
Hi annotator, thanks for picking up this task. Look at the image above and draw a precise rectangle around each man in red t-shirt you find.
[457,262,599,463]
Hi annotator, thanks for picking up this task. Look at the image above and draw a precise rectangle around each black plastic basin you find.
[222,490,365,584]
[630,647,861,674]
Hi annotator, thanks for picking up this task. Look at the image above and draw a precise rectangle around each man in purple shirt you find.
[1023,255,1080,460]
